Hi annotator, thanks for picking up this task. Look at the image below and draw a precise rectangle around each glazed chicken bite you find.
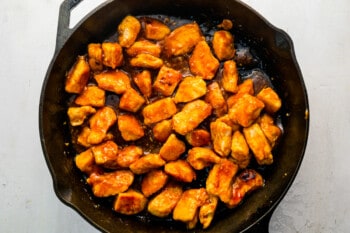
[74,86,105,107]
[87,170,134,197]
[142,97,177,125]
[222,60,239,93]
[141,169,168,197]
[205,81,227,117]
[185,129,211,147]
[118,15,141,48]
[129,153,166,175]
[189,41,220,80]
[67,106,96,126]
[91,140,119,169]
[117,114,144,141]
[129,53,164,69]
[258,114,282,147]
[116,145,143,168]
[113,189,147,215]
[153,65,182,96]
[94,70,131,95]
[126,40,161,57]
[212,30,235,61]
[199,195,218,229]
[172,100,212,135]
[187,147,222,170]
[101,42,123,69]
[173,76,207,103]
[159,134,186,161]
[210,120,233,157]
[231,130,251,168]
[119,88,145,112]
[87,43,103,71]
[152,119,172,142]
[256,87,282,114]
[133,70,152,98]
[164,160,196,183]
[144,18,171,40]
[75,148,100,175]
[65,56,90,94]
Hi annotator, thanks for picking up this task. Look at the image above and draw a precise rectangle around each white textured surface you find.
[0,0,349,232]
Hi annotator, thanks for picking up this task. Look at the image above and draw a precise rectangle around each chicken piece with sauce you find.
[129,53,164,69]
[129,153,165,175]
[258,114,282,147]
[159,134,186,161]
[205,81,227,117]
[141,169,168,197]
[153,65,182,96]
[173,76,207,103]
[118,114,144,141]
[87,43,103,71]
[118,15,141,48]
[142,97,177,125]
[91,140,119,169]
[144,17,171,40]
[187,147,222,170]
[75,148,101,175]
[116,145,143,168]
[185,129,211,147]
[67,106,96,126]
[113,189,147,215]
[101,42,123,69]
[119,88,145,112]
[231,130,251,168]
[94,70,131,95]
[74,86,105,107]
[199,195,219,229]
[133,70,152,98]
[65,56,90,94]
[256,87,282,114]
[152,119,172,142]
[126,40,161,57]
[210,120,233,157]
[164,160,196,183]
[212,30,235,61]
[222,60,239,93]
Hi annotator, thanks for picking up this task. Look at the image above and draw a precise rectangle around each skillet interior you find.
[39,0,309,232]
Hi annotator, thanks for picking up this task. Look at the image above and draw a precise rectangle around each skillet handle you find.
[55,0,83,52]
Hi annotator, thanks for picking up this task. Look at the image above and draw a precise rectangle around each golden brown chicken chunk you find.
[172,100,212,135]
[87,43,103,71]
[144,17,171,41]
[101,42,123,69]
[74,86,105,107]
[94,70,131,95]
[173,76,207,103]
[75,148,101,175]
[206,159,238,203]
[222,60,239,93]
[65,56,90,94]
[210,120,233,157]
[212,30,235,61]
[228,93,265,127]
[141,169,168,197]
[187,147,222,170]
[129,53,163,69]
[118,15,141,48]
[164,160,196,183]
[119,88,145,112]
[67,106,96,126]
[129,153,166,175]
[164,23,203,57]
[142,97,177,125]
[91,140,119,169]
[77,127,93,147]
[226,169,264,208]
[133,70,152,98]
[185,129,211,147]
[231,130,251,168]
[152,119,172,142]
[243,123,273,165]
[153,65,182,96]
[116,145,143,168]
[159,134,186,161]
[117,114,144,141]
[113,189,147,215]
[189,41,220,80]
[205,81,227,117]
[258,114,282,147]
[256,87,282,114]
[87,170,134,197]
[147,182,183,217]
[199,195,218,229]
[126,40,161,57]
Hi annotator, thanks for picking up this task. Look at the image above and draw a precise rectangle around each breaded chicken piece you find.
[216,114,240,131]
[126,40,161,57]
[118,114,144,141]
[187,147,221,170]
[130,53,163,69]
[141,169,168,197]
[212,30,235,61]
[87,43,103,71]
[147,182,183,217]
[199,195,218,229]
[159,134,186,161]
[173,76,207,103]
[67,106,96,126]
[172,100,212,135]
[189,41,220,80]
[164,160,196,183]
[74,86,105,107]
[153,65,182,96]
[222,60,239,93]
[185,129,211,147]
[226,169,264,208]
[113,189,147,215]
[152,119,172,142]
[117,145,143,168]
[75,148,101,175]
[243,123,273,165]
[205,81,227,117]
[129,153,166,175]
[91,140,119,169]
[94,70,131,94]
[118,15,141,48]
[65,56,90,94]
[231,130,251,169]
[133,70,152,98]
[101,42,123,69]
[142,97,177,125]
[256,87,282,114]
[258,114,282,147]
[119,88,145,112]
[87,170,134,197]
[144,18,171,40]
[210,120,233,157]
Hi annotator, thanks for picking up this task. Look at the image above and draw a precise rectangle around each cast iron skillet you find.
[39,0,309,232]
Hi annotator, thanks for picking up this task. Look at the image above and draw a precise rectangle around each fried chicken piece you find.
[210,120,233,157]
[243,123,273,165]
[206,159,238,203]
[117,114,144,141]
[173,188,209,223]
[164,160,196,183]
[142,97,177,125]
[129,53,164,69]
[117,145,143,168]
[65,56,90,94]
[258,114,282,147]
[153,65,182,96]
[187,147,221,170]
[185,129,211,147]
[75,148,100,175]
[199,195,218,229]
[173,76,207,103]
[147,182,183,217]
[152,119,172,142]
[159,134,186,161]
[164,23,204,57]
[119,88,145,112]
[222,60,239,93]
[67,106,96,126]
[226,169,264,208]
[226,79,255,108]
[189,41,220,80]
[133,70,152,98]
[113,189,147,215]
[256,87,282,114]
[126,40,161,57]
[87,170,134,197]
[87,43,103,71]
[205,81,227,117]
[216,114,240,131]
[77,127,93,147]
[101,42,123,69]
[231,130,251,168]
[74,86,105,107]
[94,70,131,94]
[141,169,169,197]
[91,140,119,169]
[212,30,235,61]
[228,93,265,127]
[144,18,171,40]
[172,100,212,135]
[129,153,166,175]
[118,15,141,48]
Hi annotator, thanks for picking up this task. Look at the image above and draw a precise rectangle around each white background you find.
[1,0,349,232]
